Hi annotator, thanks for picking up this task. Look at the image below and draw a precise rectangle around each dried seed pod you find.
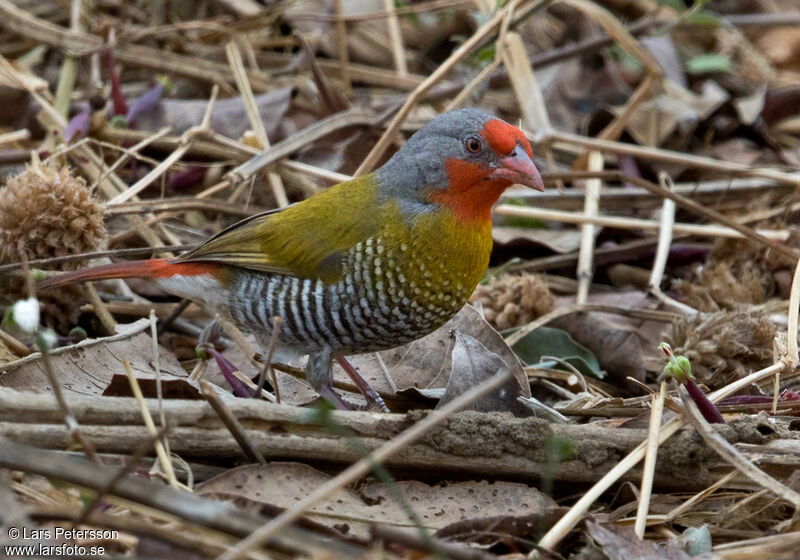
[0,160,106,266]
[0,159,106,331]
[470,273,554,331]
[665,310,775,389]
[676,260,772,312]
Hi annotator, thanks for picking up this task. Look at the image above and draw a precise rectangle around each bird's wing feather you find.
[178,174,383,281]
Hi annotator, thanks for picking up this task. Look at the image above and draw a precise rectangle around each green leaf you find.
[546,435,575,462]
[657,0,683,9]
[685,53,732,74]
[686,10,723,26]
[481,257,521,285]
[501,197,546,228]
[510,326,604,379]
[607,43,642,74]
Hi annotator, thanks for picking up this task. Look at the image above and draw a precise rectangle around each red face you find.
[428,118,545,222]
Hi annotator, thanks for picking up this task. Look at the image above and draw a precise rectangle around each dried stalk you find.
[382,0,408,76]
[225,39,288,207]
[634,382,666,539]
[0,129,30,145]
[200,380,266,465]
[122,360,179,488]
[229,108,380,182]
[333,0,351,95]
[576,151,603,304]
[548,130,800,188]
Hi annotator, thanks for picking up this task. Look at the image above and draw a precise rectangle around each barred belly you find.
[230,272,441,355]
[227,256,471,355]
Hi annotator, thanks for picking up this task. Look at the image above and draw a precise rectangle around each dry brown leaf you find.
[551,291,649,386]
[492,226,585,254]
[0,319,186,395]
[197,462,556,539]
[437,332,530,416]
[135,87,293,140]
[586,520,691,560]
[343,305,530,399]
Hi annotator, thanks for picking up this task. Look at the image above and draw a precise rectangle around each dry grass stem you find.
[254,316,282,403]
[225,39,288,207]
[0,129,30,146]
[83,282,118,333]
[576,151,603,304]
[383,0,408,76]
[634,381,666,539]
[649,173,676,290]
[355,0,544,175]
[122,360,180,488]
[548,130,800,187]
[0,328,32,357]
[786,256,800,369]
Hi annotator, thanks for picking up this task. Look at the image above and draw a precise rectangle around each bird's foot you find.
[335,356,390,413]
[318,385,354,411]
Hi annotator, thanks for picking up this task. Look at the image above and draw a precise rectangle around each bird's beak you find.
[489,148,545,191]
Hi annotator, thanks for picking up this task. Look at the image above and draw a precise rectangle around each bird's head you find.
[375,108,544,222]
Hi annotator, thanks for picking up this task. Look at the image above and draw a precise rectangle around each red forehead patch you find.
[481,119,533,158]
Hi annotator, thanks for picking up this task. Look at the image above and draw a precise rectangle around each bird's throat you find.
[428,158,511,222]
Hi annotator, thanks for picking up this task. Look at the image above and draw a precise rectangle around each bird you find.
[39,108,545,410]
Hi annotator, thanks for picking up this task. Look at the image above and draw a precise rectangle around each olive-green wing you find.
[178,174,383,282]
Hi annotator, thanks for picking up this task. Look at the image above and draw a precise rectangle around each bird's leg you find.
[306,349,354,410]
[335,356,390,413]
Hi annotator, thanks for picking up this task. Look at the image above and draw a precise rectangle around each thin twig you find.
[0,129,30,146]
[333,0,351,95]
[382,0,408,76]
[647,173,698,315]
[547,130,800,188]
[149,310,169,461]
[494,204,791,240]
[200,380,266,465]
[254,317,282,403]
[0,328,31,357]
[83,282,117,333]
[622,173,799,260]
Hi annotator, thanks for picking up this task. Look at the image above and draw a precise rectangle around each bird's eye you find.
[465,136,483,154]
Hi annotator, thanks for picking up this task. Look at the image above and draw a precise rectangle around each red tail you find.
[38,258,219,289]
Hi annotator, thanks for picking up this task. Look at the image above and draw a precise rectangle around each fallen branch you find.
[0,387,790,490]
